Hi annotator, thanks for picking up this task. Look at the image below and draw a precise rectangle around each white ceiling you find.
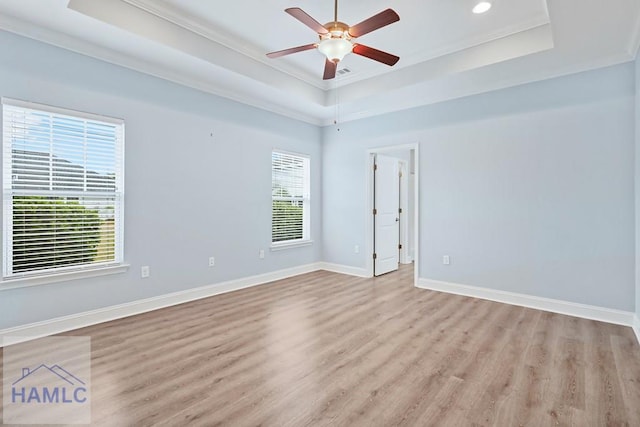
[0,0,639,125]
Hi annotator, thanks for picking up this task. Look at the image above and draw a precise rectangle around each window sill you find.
[270,240,313,251]
[0,264,130,291]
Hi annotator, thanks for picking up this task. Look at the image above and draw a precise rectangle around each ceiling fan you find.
[266,0,400,80]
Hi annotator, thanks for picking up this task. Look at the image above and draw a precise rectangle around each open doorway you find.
[365,144,419,284]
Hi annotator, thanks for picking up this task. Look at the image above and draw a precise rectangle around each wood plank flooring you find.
[2,265,640,426]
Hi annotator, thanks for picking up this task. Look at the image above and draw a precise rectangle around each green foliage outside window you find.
[272,200,303,242]
[12,196,102,272]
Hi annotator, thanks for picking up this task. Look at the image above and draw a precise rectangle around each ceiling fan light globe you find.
[318,38,353,62]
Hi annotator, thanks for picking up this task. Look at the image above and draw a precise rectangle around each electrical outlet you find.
[209,257,215,267]
[443,255,450,265]
[259,249,265,259]
[354,245,360,253]
[141,265,150,278]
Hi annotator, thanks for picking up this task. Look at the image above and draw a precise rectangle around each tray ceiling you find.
[0,0,638,125]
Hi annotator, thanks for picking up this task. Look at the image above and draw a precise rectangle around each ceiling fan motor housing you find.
[322,21,351,38]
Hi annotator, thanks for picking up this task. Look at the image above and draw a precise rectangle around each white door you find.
[374,154,400,276]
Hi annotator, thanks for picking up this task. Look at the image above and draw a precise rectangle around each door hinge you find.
[399,208,402,214]
[373,208,377,215]
[399,171,403,178]
[373,164,378,171]
[373,253,377,259]
[398,244,403,250]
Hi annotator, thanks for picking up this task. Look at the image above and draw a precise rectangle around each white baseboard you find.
[633,315,640,345]
[1,262,324,347]
[12,265,630,348]
[417,278,635,327]
[317,262,370,278]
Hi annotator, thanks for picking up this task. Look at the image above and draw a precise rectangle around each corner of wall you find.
[636,50,640,333]
[317,262,370,278]
[417,277,635,327]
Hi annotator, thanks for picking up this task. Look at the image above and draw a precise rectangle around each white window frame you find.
[1,98,126,287]
[271,150,311,249]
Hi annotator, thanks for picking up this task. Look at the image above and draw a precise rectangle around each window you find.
[2,98,124,279]
[272,151,310,245]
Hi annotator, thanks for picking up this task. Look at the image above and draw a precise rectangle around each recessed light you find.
[473,1,492,14]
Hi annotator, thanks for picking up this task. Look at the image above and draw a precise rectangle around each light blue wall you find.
[0,31,323,329]
[323,63,636,311]
[1,29,637,329]
[636,52,640,321]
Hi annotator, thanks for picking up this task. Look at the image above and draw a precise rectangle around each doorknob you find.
[395,218,399,222]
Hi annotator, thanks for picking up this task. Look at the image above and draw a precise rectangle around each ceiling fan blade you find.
[285,8,329,35]
[348,9,399,38]
[323,59,337,80]
[352,44,400,66]
[266,44,317,58]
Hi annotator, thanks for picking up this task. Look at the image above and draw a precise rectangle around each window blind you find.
[2,99,124,278]
[272,151,310,243]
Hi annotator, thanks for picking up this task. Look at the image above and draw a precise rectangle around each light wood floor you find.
[3,265,640,426]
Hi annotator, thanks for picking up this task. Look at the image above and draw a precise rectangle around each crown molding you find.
[2,0,635,128]
[123,0,327,90]
[373,16,551,83]
[4,8,629,129]
[126,0,552,93]
[319,51,633,126]
[0,13,323,125]
[332,16,550,87]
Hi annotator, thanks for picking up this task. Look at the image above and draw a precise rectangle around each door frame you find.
[398,159,411,265]
[365,143,420,285]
